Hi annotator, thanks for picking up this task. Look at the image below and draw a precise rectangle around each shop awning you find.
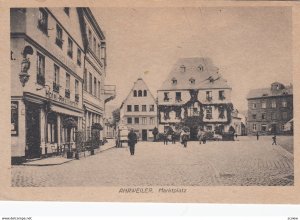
[51,105,83,117]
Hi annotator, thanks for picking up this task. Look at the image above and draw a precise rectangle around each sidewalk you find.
[21,139,116,166]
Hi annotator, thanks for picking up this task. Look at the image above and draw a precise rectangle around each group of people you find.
[256,132,277,145]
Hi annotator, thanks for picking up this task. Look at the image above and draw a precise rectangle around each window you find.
[38,8,48,35]
[65,73,70,98]
[141,117,147,125]
[206,91,212,101]
[93,37,96,53]
[262,113,266,120]
[75,80,79,102]
[134,117,139,124]
[150,117,155,125]
[180,65,186,72]
[218,107,225,119]
[127,117,132,124]
[88,29,92,46]
[175,92,182,102]
[261,102,266,109]
[138,90,143,97]
[164,92,169,102]
[142,105,147,112]
[252,103,257,109]
[100,42,106,61]
[189,78,195,84]
[282,100,287,107]
[253,124,257,131]
[134,105,139,112]
[67,38,73,58]
[37,52,45,85]
[56,24,63,48]
[133,90,137,97]
[89,73,92,94]
[198,65,203,71]
[127,105,132,112]
[84,69,87,91]
[281,124,285,131]
[252,114,257,120]
[282,112,288,120]
[98,81,101,98]
[94,77,97,96]
[149,105,154,112]
[261,124,267,132]
[271,112,276,120]
[206,125,212,131]
[77,48,81,66]
[97,43,101,59]
[64,7,70,16]
[53,64,60,92]
[144,90,147,96]
[271,100,276,108]
[172,78,177,85]
[47,121,56,143]
[206,107,212,119]
[219,90,225,100]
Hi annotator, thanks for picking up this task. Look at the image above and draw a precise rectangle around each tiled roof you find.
[247,84,293,99]
[159,57,231,90]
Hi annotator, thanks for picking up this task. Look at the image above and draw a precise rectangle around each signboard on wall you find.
[11,101,18,136]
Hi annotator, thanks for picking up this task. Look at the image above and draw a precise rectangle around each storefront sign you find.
[46,90,79,108]
[11,101,18,136]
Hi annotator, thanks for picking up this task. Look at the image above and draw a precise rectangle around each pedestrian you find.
[256,132,259,140]
[202,132,206,144]
[163,131,168,145]
[197,129,203,144]
[272,135,277,145]
[235,133,238,139]
[171,132,176,144]
[128,128,137,155]
[181,130,188,148]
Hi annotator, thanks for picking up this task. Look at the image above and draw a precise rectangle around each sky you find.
[92,7,292,112]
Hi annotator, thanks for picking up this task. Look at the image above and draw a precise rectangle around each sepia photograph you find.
[9,5,295,189]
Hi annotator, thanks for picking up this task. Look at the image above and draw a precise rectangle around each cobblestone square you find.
[11,136,293,187]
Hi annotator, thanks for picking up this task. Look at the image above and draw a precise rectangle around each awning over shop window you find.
[51,105,83,118]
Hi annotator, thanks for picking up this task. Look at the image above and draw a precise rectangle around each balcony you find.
[104,85,116,103]
[53,82,60,93]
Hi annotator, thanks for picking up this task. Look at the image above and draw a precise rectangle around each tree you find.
[112,108,120,128]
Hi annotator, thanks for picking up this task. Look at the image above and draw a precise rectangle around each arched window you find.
[138,90,143,97]
[143,90,147,96]
[133,90,137,97]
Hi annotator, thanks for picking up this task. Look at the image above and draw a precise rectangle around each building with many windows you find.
[157,57,233,139]
[78,8,115,142]
[10,7,115,163]
[119,78,157,141]
[246,82,293,135]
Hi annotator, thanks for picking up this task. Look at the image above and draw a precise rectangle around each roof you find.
[247,83,293,99]
[159,57,231,91]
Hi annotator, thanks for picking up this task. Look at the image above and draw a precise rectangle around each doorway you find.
[142,129,147,141]
[26,103,41,158]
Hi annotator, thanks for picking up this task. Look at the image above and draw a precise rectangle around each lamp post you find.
[37,84,51,157]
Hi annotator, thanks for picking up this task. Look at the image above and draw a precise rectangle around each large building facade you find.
[157,57,233,139]
[119,78,157,141]
[10,8,115,162]
[246,82,293,135]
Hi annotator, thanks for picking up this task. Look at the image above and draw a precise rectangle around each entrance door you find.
[26,104,41,158]
[142,129,147,141]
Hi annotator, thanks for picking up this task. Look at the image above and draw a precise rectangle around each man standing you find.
[128,129,137,155]
[163,131,168,145]
[256,132,259,140]
[272,135,277,145]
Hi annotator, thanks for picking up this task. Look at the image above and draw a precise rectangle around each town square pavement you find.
[11,136,294,187]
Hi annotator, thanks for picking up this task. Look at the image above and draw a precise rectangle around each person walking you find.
[128,129,137,155]
[272,135,277,145]
[197,129,203,144]
[181,130,188,148]
[171,131,176,144]
[256,132,259,140]
[163,131,168,145]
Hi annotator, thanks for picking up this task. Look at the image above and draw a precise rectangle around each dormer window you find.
[198,65,203,71]
[180,65,186,73]
[189,78,195,84]
[172,78,177,85]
